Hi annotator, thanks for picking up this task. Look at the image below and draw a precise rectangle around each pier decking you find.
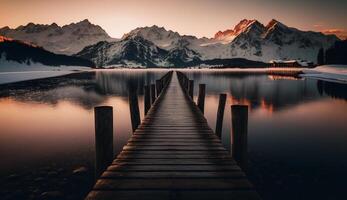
[86,72,260,200]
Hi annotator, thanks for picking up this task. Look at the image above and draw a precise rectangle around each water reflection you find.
[94,70,164,95]
[0,70,167,109]
[184,71,345,113]
[0,69,346,200]
[317,80,347,101]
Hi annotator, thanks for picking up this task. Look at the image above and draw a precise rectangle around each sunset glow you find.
[1,0,346,38]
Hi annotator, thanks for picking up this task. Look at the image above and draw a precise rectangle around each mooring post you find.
[151,84,156,104]
[188,80,194,99]
[94,106,113,179]
[215,93,227,138]
[185,77,189,91]
[197,84,206,113]
[128,89,141,132]
[156,80,162,97]
[231,105,248,170]
[144,85,151,115]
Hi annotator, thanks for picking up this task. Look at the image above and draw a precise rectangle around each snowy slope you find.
[0,36,92,84]
[302,65,347,83]
[0,19,114,55]
[0,56,91,85]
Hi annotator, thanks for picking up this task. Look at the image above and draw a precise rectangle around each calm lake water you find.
[0,69,346,200]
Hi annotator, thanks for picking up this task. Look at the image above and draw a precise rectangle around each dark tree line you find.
[318,40,347,65]
[0,40,95,67]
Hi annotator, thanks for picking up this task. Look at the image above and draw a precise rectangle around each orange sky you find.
[0,0,346,39]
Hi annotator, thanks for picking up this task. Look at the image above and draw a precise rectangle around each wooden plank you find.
[117,150,231,156]
[112,159,236,165]
[93,178,252,190]
[86,190,260,200]
[106,164,241,172]
[116,154,233,159]
[122,146,226,151]
[126,142,223,146]
[101,171,245,178]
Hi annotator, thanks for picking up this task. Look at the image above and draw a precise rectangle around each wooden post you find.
[185,78,189,91]
[144,85,151,115]
[215,93,227,138]
[188,80,194,99]
[231,105,248,170]
[156,80,162,97]
[197,84,206,113]
[94,106,113,179]
[151,84,156,104]
[128,89,141,132]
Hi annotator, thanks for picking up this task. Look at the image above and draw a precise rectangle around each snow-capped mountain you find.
[76,19,339,67]
[0,36,95,67]
[0,19,113,55]
[122,25,182,50]
[213,19,339,62]
[76,36,169,67]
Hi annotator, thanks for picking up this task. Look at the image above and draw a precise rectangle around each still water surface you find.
[0,69,346,200]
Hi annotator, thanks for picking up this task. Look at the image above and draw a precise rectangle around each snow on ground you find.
[0,59,91,85]
[301,65,347,84]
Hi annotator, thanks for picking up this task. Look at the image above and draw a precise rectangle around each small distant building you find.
[270,60,314,67]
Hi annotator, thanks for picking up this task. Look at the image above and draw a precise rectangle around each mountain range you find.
[0,19,113,55]
[0,19,341,67]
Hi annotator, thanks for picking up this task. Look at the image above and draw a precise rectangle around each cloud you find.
[322,29,347,40]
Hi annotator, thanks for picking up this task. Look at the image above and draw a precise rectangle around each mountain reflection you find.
[0,70,345,111]
[317,80,347,101]
[185,71,346,112]
[0,70,167,109]
[94,70,165,95]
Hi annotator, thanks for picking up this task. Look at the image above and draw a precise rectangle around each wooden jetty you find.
[86,71,260,200]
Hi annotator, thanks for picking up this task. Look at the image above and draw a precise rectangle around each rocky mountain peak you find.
[79,19,92,25]
[265,19,288,31]
[214,19,264,43]
[266,19,279,29]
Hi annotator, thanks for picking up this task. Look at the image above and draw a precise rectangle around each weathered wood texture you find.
[215,93,227,138]
[86,72,259,200]
[128,88,140,132]
[188,80,194,99]
[151,84,156,104]
[197,84,206,113]
[94,106,113,179]
[144,85,151,115]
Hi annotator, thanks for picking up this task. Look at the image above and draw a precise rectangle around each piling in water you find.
[231,105,248,170]
[128,89,141,132]
[156,80,162,97]
[144,85,151,115]
[197,84,206,113]
[151,84,156,104]
[188,80,194,99]
[215,93,227,138]
[94,106,113,179]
